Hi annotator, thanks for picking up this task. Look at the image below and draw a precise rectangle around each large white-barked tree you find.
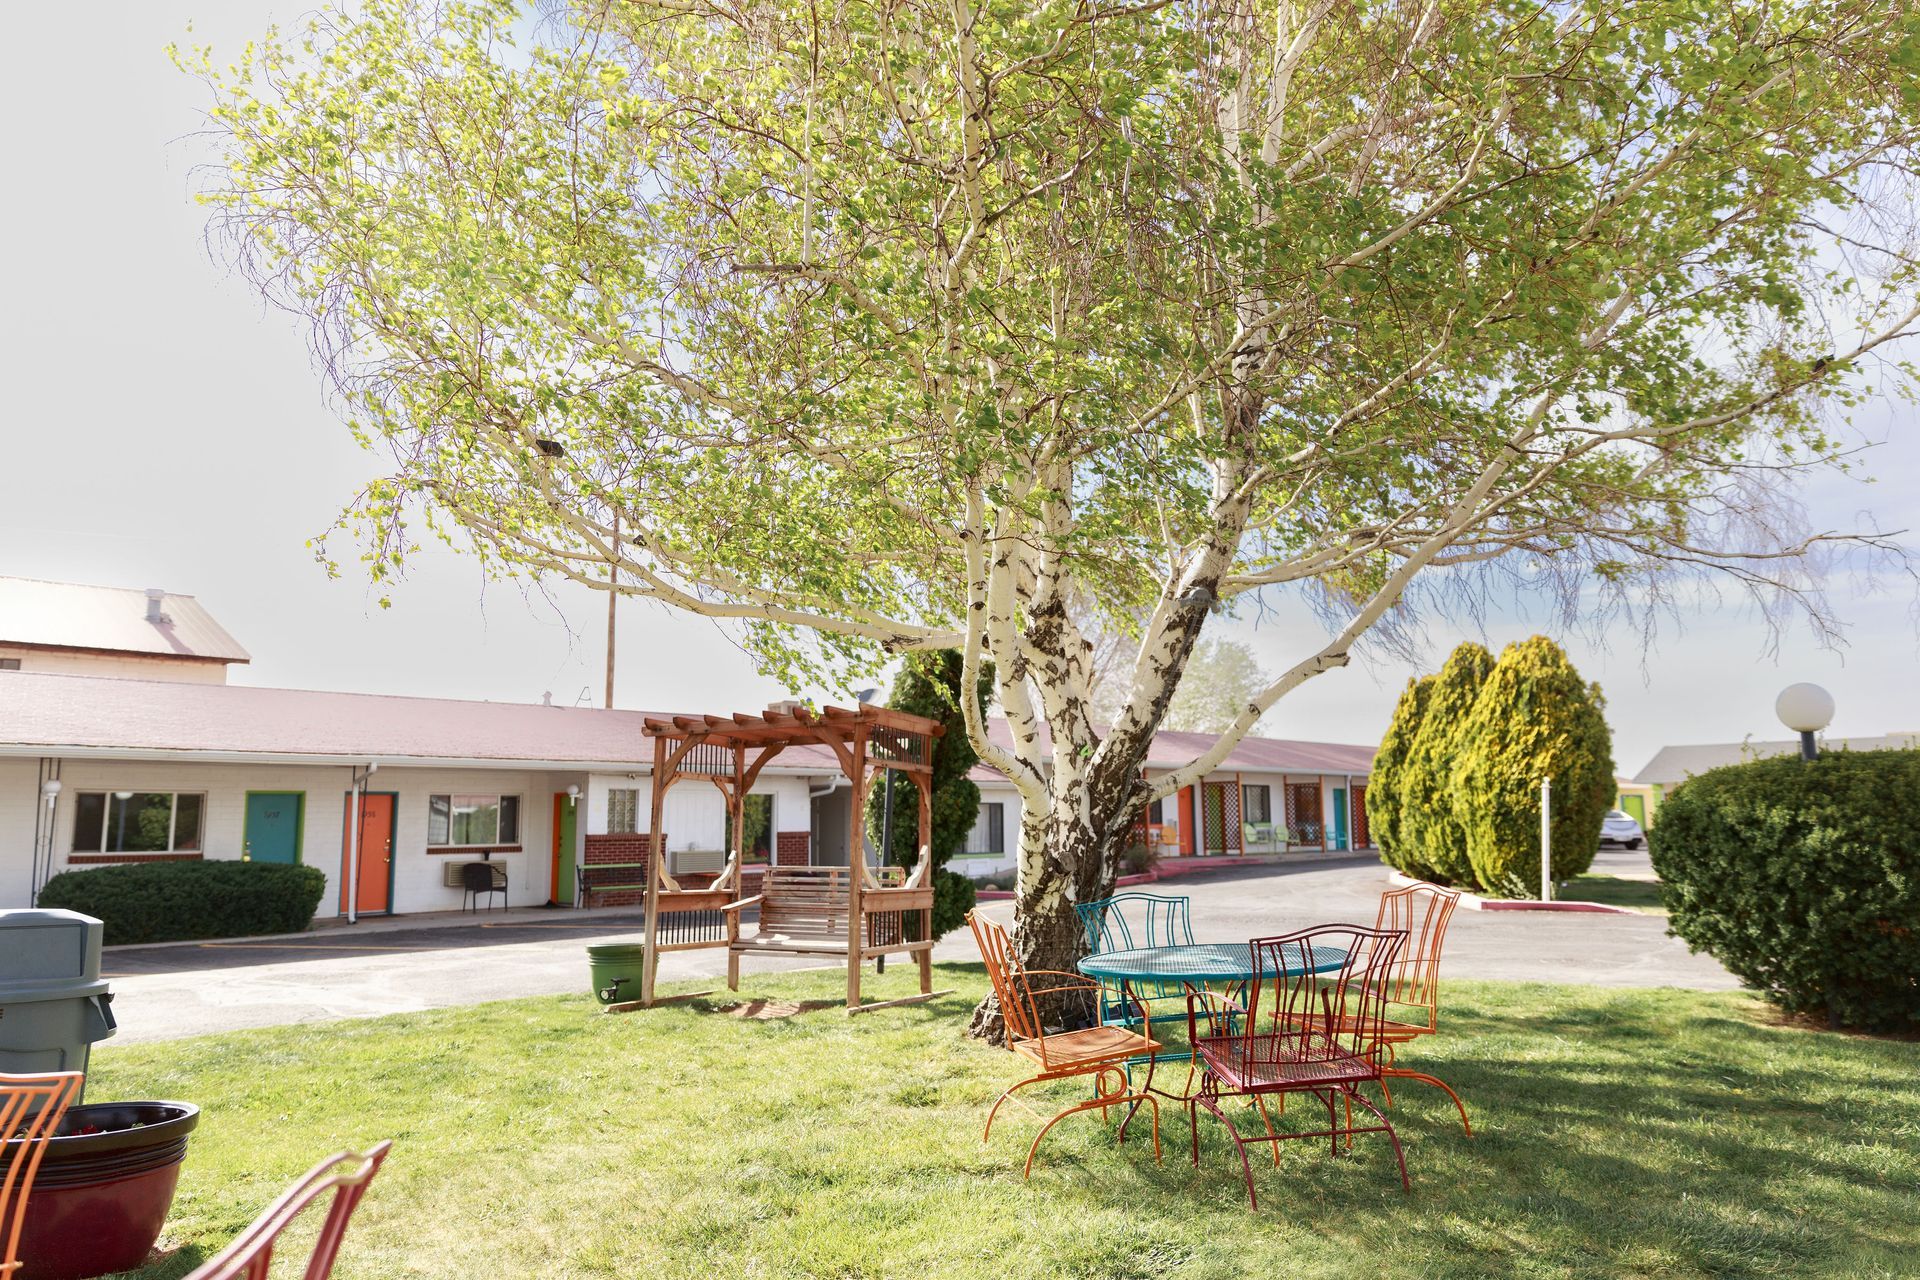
[177,0,1919,1000]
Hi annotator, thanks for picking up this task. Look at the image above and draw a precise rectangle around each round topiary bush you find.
[1369,675,1434,878]
[37,860,328,945]
[1651,749,1920,1033]
[1452,635,1614,896]
[1398,642,1495,885]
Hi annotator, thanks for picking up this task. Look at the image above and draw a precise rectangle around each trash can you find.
[0,909,117,1091]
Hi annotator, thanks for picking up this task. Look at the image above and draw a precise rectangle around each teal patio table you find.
[1077,942,1350,1091]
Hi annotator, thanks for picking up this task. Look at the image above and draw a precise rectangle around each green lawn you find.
[1567,874,1669,914]
[88,966,1918,1279]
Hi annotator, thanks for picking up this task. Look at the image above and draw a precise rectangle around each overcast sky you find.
[3,2,1916,777]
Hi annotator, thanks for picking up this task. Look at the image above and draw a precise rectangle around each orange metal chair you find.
[1,1071,85,1278]
[1370,881,1471,1134]
[181,1142,392,1280]
[966,911,1162,1176]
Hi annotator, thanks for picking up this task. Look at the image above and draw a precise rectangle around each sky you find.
[2,1,1916,778]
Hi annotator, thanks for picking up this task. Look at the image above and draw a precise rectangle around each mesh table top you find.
[1078,942,1348,984]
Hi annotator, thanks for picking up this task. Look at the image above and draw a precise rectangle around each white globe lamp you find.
[1775,683,1834,761]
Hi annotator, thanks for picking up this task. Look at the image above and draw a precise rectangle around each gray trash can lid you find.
[0,908,105,985]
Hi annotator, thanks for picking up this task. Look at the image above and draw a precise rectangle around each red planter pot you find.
[8,1101,200,1280]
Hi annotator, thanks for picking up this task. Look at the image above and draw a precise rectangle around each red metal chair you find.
[181,1142,392,1280]
[1,1071,85,1278]
[1371,881,1472,1133]
[1186,926,1410,1206]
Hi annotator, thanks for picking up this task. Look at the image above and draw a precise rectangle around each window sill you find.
[69,852,204,864]
[426,845,524,856]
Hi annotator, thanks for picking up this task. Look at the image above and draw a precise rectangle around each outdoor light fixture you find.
[40,779,61,801]
[1775,682,1834,762]
[566,785,581,805]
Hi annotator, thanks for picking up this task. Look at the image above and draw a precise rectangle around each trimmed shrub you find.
[1651,749,1920,1032]
[1452,636,1614,895]
[1369,675,1434,876]
[1398,642,1495,884]
[37,859,328,946]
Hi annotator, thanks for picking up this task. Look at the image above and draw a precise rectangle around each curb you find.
[1384,870,1636,914]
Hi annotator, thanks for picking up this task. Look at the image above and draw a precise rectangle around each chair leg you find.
[1023,1090,1160,1179]
[1384,1067,1472,1136]
[1251,1096,1281,1167]
[1346,1089,1412,1191]
[985,1075,1044,1142]
[1193,1095,1259,1211]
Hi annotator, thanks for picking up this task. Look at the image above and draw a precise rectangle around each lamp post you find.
[1775,683,1834,762]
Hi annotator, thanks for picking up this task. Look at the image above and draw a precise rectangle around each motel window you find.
[0,658,19,670]
[1147,797,1164,825]
[965,802,1006,855]
[71,791,204,854]
[607,788,640,834]
[1241,785,1272,824]
[427,794,521,847]
[725,794,775,864]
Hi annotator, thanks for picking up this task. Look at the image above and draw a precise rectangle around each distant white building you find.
[0,577,251,683]
[1,576,1377,919]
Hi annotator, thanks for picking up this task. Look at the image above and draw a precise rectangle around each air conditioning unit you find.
[442,860,507,889]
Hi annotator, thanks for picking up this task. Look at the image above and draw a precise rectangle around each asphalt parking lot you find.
[98,854,1733,1044]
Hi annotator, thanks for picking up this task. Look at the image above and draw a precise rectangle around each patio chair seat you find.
[1194,1032,1378,1091]
[1015,1024,1160,1070]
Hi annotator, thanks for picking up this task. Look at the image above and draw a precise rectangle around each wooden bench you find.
[577,862,648,908]
[724,865,938,1007]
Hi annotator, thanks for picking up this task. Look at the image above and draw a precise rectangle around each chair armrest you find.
[1185,988,1245,1043]
[721,895,765,913]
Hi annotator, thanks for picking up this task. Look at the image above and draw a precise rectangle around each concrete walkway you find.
[98,856,1732,1045]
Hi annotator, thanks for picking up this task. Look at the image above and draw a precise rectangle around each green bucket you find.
[586,943,649,1006]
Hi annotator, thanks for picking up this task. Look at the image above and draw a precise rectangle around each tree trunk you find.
[966,802,1124,1042]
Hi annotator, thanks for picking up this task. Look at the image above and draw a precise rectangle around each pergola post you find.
[641,733,668,1006]
[913,771,934,991]
[844,731,869,1009]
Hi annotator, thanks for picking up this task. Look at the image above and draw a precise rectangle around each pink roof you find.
[0,670,839,771]
[967,717,1373,782]
[0,669,1372,778]
[0,577,249,663]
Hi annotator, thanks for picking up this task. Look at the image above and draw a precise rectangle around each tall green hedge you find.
[37,860,328,945]
[1651,749,1920,1033]
[1368,675,1433,876]
[1451,636,1615,896]
[864,649,990,939]
[1398,642,1495,884]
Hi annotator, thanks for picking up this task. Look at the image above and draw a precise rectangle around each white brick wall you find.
[0,647,229,683]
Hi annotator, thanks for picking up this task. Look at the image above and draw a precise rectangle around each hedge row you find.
[37,860,328,945]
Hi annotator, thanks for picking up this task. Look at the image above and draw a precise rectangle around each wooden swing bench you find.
[637,701,953,1013]
[725,865,938,1008]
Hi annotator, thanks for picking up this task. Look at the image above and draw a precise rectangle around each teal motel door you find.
[1332,789,1349,851]
[244,792,305,864]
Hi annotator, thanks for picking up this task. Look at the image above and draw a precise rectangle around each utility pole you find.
[605,512,619,709]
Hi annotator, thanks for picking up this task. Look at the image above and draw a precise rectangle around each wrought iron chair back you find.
[1075,893,1194,953]
[1373,881,1460,1034]
[1238,926,1406,1076]
[1,1070,85,1278]
[181,1142,392,1280]
[968,912,1048,1052]
[1074,893,1195,1026]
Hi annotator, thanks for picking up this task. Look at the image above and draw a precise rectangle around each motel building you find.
[0,576,1376,917]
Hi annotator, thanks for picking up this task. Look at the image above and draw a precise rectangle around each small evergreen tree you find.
[1398,642,1496,885]
[865,649,993,938]
[1452,636,1615,896]
[1367,675,1434,876]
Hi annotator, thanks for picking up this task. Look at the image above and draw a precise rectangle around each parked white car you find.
[1599,809,1645,849]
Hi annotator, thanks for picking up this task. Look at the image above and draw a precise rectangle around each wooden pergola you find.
[637,702,946,1012]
